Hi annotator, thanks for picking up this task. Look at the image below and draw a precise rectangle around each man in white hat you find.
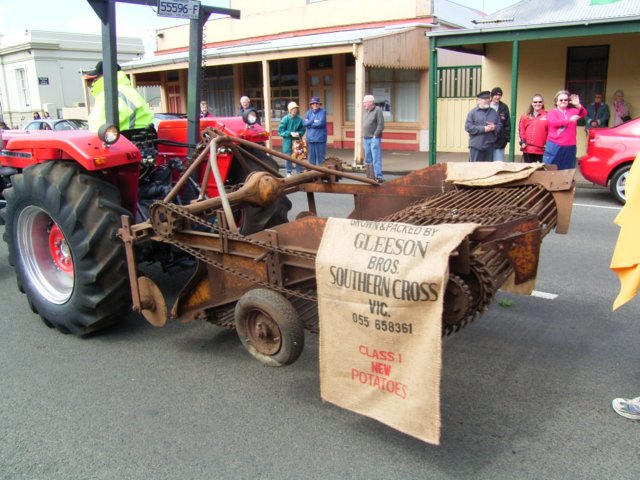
[278,101,306,176]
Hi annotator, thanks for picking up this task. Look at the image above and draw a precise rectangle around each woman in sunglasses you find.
[542,90,586,170]
[518,94,548,163]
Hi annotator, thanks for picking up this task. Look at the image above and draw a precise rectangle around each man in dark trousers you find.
[362,94,385,183]
[464,90,501,162]
[489,87,511,161]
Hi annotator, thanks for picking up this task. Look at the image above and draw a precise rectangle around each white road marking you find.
[573,202,622,210]
[531,290,558,300]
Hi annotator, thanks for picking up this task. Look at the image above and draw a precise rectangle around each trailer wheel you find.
[235,288,304,366]
[3,162,131,335]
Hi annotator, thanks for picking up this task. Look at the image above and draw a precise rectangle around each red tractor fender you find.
[0,130,141,171]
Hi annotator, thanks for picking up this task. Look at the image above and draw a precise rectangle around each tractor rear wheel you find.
[235,288,304,366]
[3,162,131,335]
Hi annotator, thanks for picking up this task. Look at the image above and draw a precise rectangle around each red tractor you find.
[0,114,285,335]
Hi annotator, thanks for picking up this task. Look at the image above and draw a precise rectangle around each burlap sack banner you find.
[316,218,478,445]
[446,161,543,186]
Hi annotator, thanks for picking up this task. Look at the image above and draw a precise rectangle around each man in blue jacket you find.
[302,96,327,166]
[464,91,501,162]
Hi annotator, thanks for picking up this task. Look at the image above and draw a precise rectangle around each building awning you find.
[123,24,432,74]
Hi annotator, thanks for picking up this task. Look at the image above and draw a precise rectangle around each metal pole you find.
[209,138,238,232]
[509,39,520,162]
[185,14,209,157]
[87,0,118,126]
[428,37,438,166]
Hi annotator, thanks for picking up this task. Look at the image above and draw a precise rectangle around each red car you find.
[579,118,640,203]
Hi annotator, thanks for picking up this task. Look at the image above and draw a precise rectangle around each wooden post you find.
[353,44,365,166]
[262,59,272,149]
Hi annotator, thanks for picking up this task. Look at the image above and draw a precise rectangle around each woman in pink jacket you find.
[519,93,548,163]
[542,90,587,170]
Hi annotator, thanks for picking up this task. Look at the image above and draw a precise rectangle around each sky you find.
[453,0,522,13]
[0,0,520,55]
[0,0,231,55]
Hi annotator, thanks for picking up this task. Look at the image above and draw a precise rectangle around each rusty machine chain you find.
[149,200,318,303]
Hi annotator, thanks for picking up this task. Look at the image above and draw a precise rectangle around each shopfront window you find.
[346,66,419,123]
[566,45,609,106]
[269,58,299,121]
[203,65,234,116]
[242,63,264,117]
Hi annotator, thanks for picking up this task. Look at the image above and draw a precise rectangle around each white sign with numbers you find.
[157,0,200,20]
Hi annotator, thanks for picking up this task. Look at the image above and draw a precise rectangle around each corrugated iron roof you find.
[434,0,486,28]
[479,0,640,27]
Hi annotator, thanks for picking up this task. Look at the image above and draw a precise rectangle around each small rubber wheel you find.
[235,288,304,366]
[609,164,630,204]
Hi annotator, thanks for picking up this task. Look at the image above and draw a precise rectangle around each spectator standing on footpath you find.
[362,94,385,183]
[464,91,501,162]
[518,93,548,163]
[278,101,306,177]
[200,101,212,118]
[542,90,586,170]
[490,87,511,161]
[585,92,610,132]
[33,112,41,120]
[302,96,327,166]
[609,89,632,127]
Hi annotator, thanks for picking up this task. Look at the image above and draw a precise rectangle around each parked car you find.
[23,119,89,131]
[579,117,640,203]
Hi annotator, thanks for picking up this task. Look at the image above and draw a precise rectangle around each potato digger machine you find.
[0,0,576,367]
[0,114,575,366]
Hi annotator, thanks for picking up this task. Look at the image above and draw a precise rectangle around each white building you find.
[0,30,144,128]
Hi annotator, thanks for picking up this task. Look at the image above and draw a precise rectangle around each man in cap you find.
[278,101,306,176]
[362,94,385,183]
[464,91,501,162]
[84,61,154,133]
[302,96,327,166]
[489,87,511,160]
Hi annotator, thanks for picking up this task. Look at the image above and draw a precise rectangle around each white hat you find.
[287,101,299,112]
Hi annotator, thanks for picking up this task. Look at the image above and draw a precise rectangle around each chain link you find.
[150,201,318,302]
[153,200,317,260]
